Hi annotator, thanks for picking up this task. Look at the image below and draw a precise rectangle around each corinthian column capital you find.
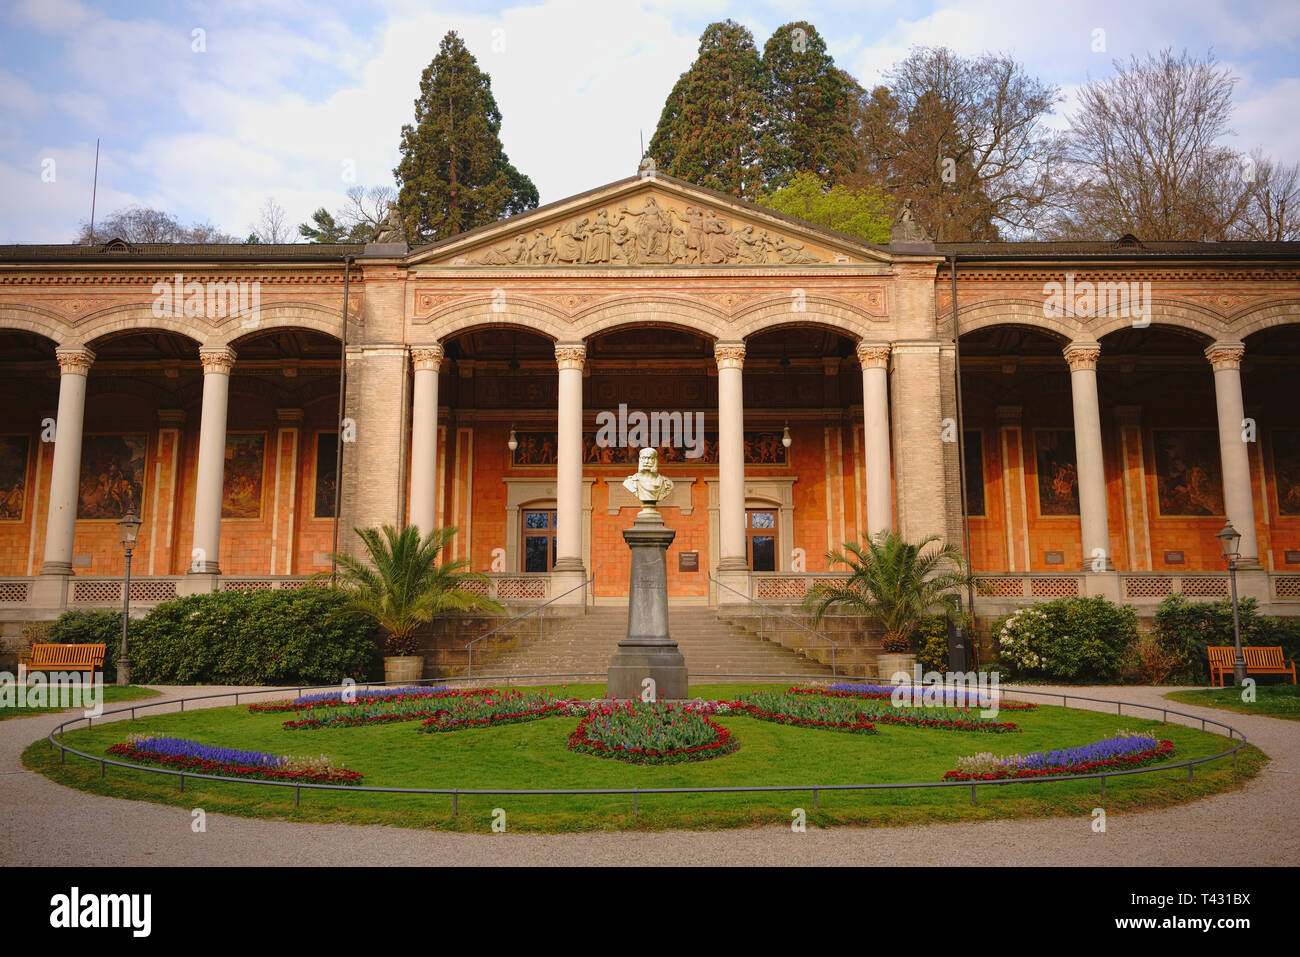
[713,340,746,370]
[1063,342,1101,372]
[555,342,586,371]
[1205,341,1245,371]
[855,341,891,370]
[199,347,237,375]
[55,347,95,375]
[411,344,444,371]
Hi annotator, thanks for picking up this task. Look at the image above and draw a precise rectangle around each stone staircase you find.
[465,605,835,681]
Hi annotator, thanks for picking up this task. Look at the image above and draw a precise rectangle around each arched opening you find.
[1243,323,1300,570]
[0,331,60,575]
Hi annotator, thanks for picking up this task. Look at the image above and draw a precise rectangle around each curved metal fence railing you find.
[46,674,1249,814]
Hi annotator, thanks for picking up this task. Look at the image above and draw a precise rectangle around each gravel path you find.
[1,683,1294,866]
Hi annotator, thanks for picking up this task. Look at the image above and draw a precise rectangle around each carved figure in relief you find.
[584,209,614,262]
[554,217,588,263]
[771,235,820,264]
[619,198,672,263]
[699,208,737,263]
[733,225,765,264]
[528,229,556,264]
[479,235,529,265]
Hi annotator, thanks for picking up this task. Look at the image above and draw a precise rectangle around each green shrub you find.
[912,613,973,673]
[992,597,1138,682]
[130,587,377,686]
[1152,594,1300,684]
[47,610,140,683]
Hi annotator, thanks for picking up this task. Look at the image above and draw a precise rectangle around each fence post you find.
[970,784,977,806]
[453,790,458,816]
[633,788,638,818]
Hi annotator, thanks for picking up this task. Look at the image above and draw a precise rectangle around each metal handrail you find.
[465,577,594,677]
[710,574,839,676]
[45,676,1249,815]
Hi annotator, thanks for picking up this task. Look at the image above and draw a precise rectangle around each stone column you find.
[188,347,236,579]
[889,342,947,545]
[408,344,443,536]
[714,340,748,601]
[552,342,588,605]
[35,348,95,604]
[1206,341,1259,566]
[857,341,893,537]
[1064,342,1113,571]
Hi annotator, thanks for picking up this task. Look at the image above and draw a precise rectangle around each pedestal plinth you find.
[606,509,689,700]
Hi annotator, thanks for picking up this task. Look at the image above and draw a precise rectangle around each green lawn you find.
[1164,683,1300,721]
[23,683,1262,832]
[1,685,159,721]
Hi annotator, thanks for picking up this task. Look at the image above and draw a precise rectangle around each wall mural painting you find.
[510,431,789,467]
[963,431,985,517]
[1274,430,1300,516]
[221,433,266,519]
[314,432,338,519]
[78,434,147,519]
[1034,429,1080,516]
[1153,430,1225,517]
[0,435,30,521]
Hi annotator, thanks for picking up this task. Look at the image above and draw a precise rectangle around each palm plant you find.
[804,531,972,653]
[321,525,503,657]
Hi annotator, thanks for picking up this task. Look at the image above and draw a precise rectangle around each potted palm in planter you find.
[324,524,503,683]
[805,531,971,682]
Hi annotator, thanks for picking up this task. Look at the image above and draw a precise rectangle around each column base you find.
[714,562,751,608]
[177,574,220,597]
[1081,570,1121,600]
[549,566,589,610]
[606,646,689,700]
[28,573,72,615]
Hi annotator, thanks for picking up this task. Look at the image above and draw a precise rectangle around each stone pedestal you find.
[606,509,688,700]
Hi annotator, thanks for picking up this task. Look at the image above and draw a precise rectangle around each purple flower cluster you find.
[828,683,908,695]
[1020,733,1160,770]
[292,685,447,705]
[126,735,288,768]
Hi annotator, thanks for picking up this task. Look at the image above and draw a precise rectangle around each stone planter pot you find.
[876,653,917,684]
[383,655,424,684]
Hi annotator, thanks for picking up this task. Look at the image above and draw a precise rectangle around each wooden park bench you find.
[18,643,106,680]
[1207,645,1297,687]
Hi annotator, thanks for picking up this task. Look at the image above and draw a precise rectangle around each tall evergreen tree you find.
[394,31,538,244]
[760,23,863,188]
[647,20,769,198]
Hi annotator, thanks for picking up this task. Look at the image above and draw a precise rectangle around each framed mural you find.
[1033,429,1080,516]
[78,434,147,519]
[1152,429,1224,516]
[314,432,337,519]
[0,435,30,521]
[962,430,985,516]
[514,430,788,467]
[1270,429,1300,516]
[221,433,266,519]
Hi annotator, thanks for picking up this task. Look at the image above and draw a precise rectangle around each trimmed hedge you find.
[127,587,377,685]
[1152,594,1300,684]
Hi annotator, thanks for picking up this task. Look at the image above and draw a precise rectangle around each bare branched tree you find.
[250,197,293,244]
[1234,150,1300,241]
[77,206,239,244]
[1052,49,1250,240]
[848,47,1067,241]
[340,185,397,240]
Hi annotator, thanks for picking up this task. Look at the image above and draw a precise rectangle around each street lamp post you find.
[1216,521,1246,687]
[117,509,142,686]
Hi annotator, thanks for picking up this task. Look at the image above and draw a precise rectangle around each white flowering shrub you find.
[994,606,1049,674]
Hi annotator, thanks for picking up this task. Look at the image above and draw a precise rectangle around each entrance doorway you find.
[521,508,558,572]
[745,508,778,571]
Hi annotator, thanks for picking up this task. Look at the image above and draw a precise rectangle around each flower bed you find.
[566,700,738,764]
[282,688,497,729]
[249,686,453,713]
[106,734,362,784]
[812,684,1037,710]
[732,690,1019,733]
[418,691,570,732]
[942,732,1174,781]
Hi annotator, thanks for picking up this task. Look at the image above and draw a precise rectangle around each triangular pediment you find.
[409,175,890,267]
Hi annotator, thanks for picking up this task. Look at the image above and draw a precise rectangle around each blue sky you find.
[2,0,1297,243]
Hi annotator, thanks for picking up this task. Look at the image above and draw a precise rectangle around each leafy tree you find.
[394,31,538,243]
[647,20,769,197]
[299,208,350,243]
[323,525,503,657]
[754,171,892,243]
[299,185,400,244]
[804,531,972,652]
[760,22,862,187]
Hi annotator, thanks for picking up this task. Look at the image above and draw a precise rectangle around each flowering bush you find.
[942,732,1173,781]
[993,606,1050,673]
[567,700,737,764]
[281,688,495,729]
[107,734,362,784]
[249,686,451,713]
[733,690,1020,733]
[993,598,1139,682]
[418,690,569,732]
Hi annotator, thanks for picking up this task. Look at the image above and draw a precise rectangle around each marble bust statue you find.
[623,447,674,509]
